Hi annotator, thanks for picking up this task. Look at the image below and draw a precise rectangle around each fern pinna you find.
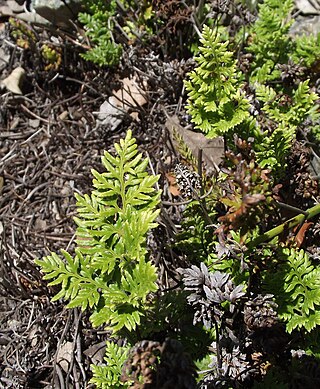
[35,130,161,332]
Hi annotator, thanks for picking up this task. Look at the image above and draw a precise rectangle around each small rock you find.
[29,118,40,128]
[95,76,147,132]
[290,15,320,36]
[1,67,25,95]
[295,0,320,14]
[6,0,24,13]
[31,0,83,28]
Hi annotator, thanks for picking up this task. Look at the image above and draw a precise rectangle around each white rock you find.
[1,67,25,95]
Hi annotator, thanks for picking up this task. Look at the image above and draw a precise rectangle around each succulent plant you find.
[178,263,245,327]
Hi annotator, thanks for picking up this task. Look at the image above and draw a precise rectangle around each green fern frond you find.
[264,247,320,333]
[90,304,144,332]
[89,258,157,331]
[256,81,318,126]
[81,41,121,67]
[35,249,101,308]
[35,130,160,333]
[74,130,160,271]
[254,81,319,173]
[185,25,250,138]
[247,0,294,82]
[78,0,121,66]
[90,341,131,389]
[292,33,320,67]
[255,123,296,171]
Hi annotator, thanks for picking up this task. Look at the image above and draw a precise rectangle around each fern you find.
[263,248,320,333]
[247,0,320,80]
[292,33,320,67]
[256,81,319,127]
[254,81,319,171]
[246,0,294,82]
[173,129,199,171]
[78,0,121,66]
[185,25,250,138]
[255,123,295,171]
[90,341,131,389]
[185,6,320,175]
[35,130,161,332]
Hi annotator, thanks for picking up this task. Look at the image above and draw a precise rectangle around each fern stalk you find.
[249,203,320,248]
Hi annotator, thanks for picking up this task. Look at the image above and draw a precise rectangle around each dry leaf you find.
[96,76,147,131]
[113,76,147,111]
[1,66,25,94]
[57,341,74,373]
[165,114,224,172]
[165,172,181,197]
[294,221,313,248]
[83,341,106,365]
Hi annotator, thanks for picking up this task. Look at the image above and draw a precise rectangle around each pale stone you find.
[31,0,83,27]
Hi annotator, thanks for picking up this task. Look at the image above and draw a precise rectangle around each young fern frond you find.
[256,81,319,127]
[292,33,320,67]
[254,80,319,172]
[255,123,296,171]
[185,25,250,138]
[35,130,160,332]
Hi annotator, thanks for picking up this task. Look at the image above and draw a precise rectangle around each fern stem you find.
[249,202,320,248]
